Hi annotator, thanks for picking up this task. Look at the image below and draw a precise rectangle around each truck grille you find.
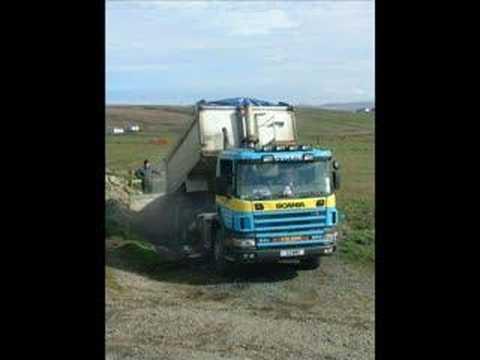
[253,209,327,240]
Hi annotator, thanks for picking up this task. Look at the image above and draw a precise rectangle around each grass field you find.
[106,106,192,172]
[106,106,375,263]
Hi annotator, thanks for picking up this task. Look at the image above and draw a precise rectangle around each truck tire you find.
[172,192,214,251]
[298,256,321,270]
[212,225,234,276]
[174,196,197,247]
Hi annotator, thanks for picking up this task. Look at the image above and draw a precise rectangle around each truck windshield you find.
[236,160,331,200]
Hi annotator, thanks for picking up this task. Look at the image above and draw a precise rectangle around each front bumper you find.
[224,243,336,263]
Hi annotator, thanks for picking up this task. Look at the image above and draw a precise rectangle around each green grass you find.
[337,199,375,263]
[108,240,160,273]
[106,132,179,171]
[106,105,192,172]
[106,106,375,264]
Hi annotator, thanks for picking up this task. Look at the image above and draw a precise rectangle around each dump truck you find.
[162,97,341,274]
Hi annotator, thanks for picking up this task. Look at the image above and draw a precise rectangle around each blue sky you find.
[106,1,375,105]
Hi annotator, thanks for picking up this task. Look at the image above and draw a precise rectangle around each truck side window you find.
[219,160,233,184]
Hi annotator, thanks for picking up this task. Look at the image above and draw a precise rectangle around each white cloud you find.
[264,53,289,64]
[129,1,212,12]
[218,8,299,36]
[107,63,169,73]
[117,2,300,37]
[106,1,374,104]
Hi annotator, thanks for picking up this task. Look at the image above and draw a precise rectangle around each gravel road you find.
[106,241,374,360]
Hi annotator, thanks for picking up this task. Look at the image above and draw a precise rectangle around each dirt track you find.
[106,240,374,360]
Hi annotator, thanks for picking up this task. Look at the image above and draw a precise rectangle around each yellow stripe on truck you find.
[216,196,253,212]
[325,194,336,207]
[216,194,336,212]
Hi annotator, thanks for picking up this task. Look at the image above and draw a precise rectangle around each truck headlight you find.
[232,238,256,248]
[262,155,274,163]
[303,153,314,161]
[324,230,338,242]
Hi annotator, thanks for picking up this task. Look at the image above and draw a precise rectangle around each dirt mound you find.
[150,138,169,145]
[105,169,143,204]
[105,169,183,259]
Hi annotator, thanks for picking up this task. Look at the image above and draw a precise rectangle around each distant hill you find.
[318,101,375,112]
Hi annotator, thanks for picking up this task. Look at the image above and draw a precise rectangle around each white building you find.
[126,124,140,132]
[107,127,125,135]
[356,107,374,113]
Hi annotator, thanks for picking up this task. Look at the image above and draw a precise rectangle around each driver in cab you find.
[282,167,297,197]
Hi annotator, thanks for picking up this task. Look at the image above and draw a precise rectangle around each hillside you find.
[318,101,375,111]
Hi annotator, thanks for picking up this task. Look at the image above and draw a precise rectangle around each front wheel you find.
[212,226,233,276]
[298,256,321,270]
[173,192,214,255]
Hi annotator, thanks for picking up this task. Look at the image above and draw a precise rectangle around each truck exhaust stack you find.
[244,105,259,148]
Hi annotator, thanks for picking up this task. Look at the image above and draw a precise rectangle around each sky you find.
[106,0,375,105]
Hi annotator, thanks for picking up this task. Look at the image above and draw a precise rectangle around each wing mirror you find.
[333,171,341,191]
[332,159,341,191]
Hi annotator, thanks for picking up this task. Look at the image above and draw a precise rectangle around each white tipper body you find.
[165,105,297,194]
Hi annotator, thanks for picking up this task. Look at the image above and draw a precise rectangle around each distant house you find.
[356,107,374,113]
[107,127,125,135]
[126,124,141,132]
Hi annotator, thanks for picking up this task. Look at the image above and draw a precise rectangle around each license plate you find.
[280,249,305,257]
[276,236,308,242]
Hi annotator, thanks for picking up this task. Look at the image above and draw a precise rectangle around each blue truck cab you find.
[163,97,341,274]
[211,144,341,272]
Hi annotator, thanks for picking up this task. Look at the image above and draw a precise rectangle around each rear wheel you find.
[298,256,321,270]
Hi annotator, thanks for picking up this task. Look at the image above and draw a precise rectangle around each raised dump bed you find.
[165,98,298,194]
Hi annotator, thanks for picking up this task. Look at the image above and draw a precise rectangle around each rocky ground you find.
[106,239,374,360]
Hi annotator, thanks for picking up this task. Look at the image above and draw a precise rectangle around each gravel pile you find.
[105,169,142,207]
[106,253,374,360]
